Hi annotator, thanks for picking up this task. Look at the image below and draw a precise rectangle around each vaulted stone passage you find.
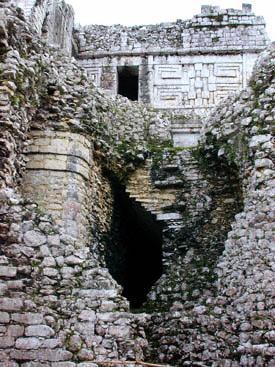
[105,176,163,309]
[117,66,139,101]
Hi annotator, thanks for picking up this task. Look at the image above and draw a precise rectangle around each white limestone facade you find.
[76,4,269,117]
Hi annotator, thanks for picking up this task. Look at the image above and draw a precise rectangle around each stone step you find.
[129,193,172,201]
[157,212,183,221]
[154,179,184,188]
[128,197,159,204]
[127,192,159,198]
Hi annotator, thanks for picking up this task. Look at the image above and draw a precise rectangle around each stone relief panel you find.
[85,66,102,87]
[152,58,245,113]
[80,54,257,115]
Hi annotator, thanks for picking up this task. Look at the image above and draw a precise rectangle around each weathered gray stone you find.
[11,313,44,325]
[78,310,96,322]
[0,311,10,323]
[0,298,23,311]
[38,349,73,362]
[10,350,38,361]
[0,266,17,277]
[41,339,61,349]
[15,337,41,350]
[25,325,55,337]
[0,336,15,348]
[24,230,47,247]
[7,325,25,337]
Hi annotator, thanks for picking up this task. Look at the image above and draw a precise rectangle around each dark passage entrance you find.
[117,66,139,101]
[105,177,163,309]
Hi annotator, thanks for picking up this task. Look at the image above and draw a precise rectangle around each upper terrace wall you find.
[76,4,267,55]
[11,2,270,115]
[75,4,270,116]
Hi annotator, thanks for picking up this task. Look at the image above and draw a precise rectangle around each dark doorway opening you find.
[117,66,139,101]
[105,176,163,309]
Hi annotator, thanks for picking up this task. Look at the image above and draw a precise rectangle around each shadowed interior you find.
[106,177,163,309]
[117,66,139,101]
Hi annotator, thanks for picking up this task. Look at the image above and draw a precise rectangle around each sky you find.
[66,0,275,41]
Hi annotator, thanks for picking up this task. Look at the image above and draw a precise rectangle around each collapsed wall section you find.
[11,0,74,54]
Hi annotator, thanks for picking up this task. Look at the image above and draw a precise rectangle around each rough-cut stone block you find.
[12,313,44,325]
[0,266,17,277]
[0,311,10,323]
[108,325,130,338]
[25,325,55,337]
[0,297,23,311]
[0,351,9,365]
[65,255,85,265]
[77,349,95,361]
[10,350,37,361]
[21,364,50,367]
[75,322,95,336]
[15,337,41,349]
[0,336,15,348]
[7,280,25,290]
[78,310,96,322]
[43,267,59,277]
[7,325,25,337]
[24,230,46,247]
[47,235,60,247]
[38,349,73,362]
[41,339,61,349]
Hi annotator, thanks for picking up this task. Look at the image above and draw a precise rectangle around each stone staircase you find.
[126,149,202,228]
[126,158,179,221]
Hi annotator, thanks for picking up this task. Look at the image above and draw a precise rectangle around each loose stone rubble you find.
[0,0,274,366]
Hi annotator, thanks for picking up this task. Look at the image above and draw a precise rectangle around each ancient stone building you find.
[0,0,274,366]
[76,4,267,113]
[74,3,269,147]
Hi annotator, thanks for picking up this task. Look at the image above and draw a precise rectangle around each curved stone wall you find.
[23,131,93,241]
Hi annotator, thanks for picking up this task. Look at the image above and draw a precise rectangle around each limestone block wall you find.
[22,130,93,242]
[76,4,269,115]
[79,53,258,115]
